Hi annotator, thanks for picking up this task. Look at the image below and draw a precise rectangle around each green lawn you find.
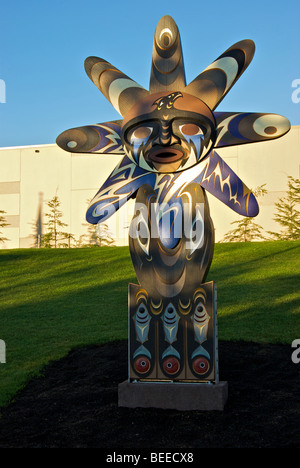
[0,241,299,407]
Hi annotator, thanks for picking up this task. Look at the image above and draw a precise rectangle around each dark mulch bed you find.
[0,340,299,448]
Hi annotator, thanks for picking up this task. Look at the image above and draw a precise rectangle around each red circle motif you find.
[163,357,180,375]
[134,356,150,374]
[193,357,210,375]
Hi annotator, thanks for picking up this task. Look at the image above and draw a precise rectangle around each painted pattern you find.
[57,15,290,384]
[85,148,259,226]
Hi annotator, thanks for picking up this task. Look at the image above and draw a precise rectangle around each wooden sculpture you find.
[57,16,290,385]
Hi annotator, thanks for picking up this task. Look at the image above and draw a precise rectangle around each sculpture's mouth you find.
[148,147,184,164]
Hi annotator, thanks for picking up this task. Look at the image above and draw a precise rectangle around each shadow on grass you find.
[1,271,299,407]
[0,275,136,407]
[0,243,299,407]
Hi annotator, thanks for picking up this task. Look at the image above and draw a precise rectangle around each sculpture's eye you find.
[131,126,153,141]
[179,123,204,138]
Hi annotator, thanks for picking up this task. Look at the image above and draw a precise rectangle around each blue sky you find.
[0,0,299,147]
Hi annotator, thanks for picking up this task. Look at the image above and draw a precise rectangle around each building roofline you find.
[0,143,57,151]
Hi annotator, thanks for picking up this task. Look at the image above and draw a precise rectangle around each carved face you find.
[121,91,216,173]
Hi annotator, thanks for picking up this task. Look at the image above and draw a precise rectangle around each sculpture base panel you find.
[118,380,228,411]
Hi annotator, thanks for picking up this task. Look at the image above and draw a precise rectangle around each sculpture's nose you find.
[153,122,180,146]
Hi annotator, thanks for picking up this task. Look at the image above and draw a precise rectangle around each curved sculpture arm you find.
[185,39,255,111]
[84,57,149,116]
[214,112,291,147]
[56,120,123,154]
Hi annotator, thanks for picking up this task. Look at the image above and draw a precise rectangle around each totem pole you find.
[57,16,290,410]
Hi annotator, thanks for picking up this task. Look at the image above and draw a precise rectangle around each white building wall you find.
[0,126,299,249]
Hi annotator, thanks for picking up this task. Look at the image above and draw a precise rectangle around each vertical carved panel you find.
[129,281,218,382]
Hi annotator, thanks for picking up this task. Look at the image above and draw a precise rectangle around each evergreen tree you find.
[221,184,267,242]
[80,198,115,247]
[96,223,115,247]
[59,232,77,248]
[42,196,73,248]
[80,222,115,247]
[268,176,300,240]
[222,217,266,242]
[0,210,9,244]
